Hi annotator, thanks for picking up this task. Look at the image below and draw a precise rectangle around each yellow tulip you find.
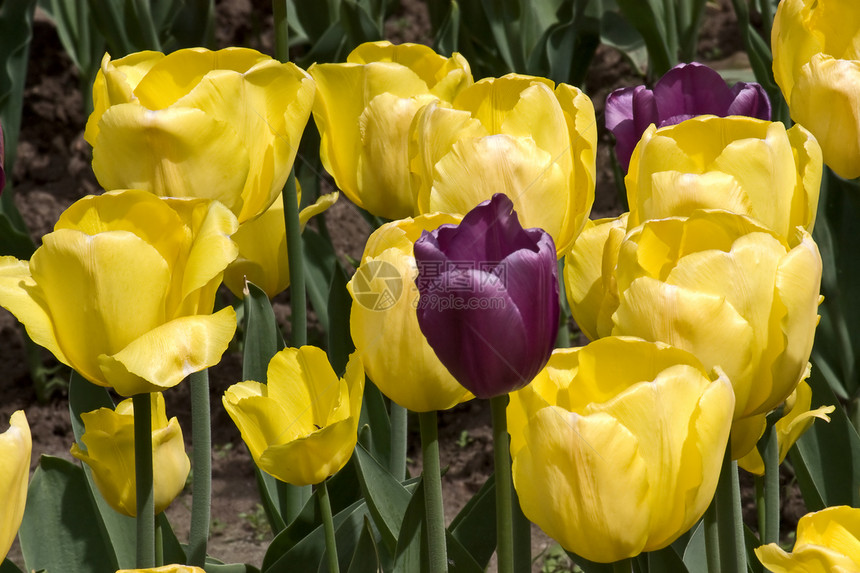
[737,376,835,474]
[0,189,238,396]
[0,411,30,562]
[223,191,339,299]
[509,337,734,563]
[411,74,597,255]
[756,505,860,572]
[223,346,364,486]
[625,115,821,240]
[85,47,315,223]
[563,213,627,340]
[346,214,473,412]
[772,0,860,179]
[609,211,821,430]
[70,393,190,517]
[118,566,205,573]
[309,41,472,220]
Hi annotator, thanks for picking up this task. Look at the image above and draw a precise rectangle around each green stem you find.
[763,428,780,545]
[511,488,531,572]
[755,474,765,542]
[715,444,745,573]
[704,499,720,573]
[187,369,211,566]
[155,515,164,567]
[318,480,340,573]
[273,0,289,62]
[612,558,633,573]
[419,410,448,573]
[282,170,306,347]
[131,0,162,50]
[390,403,408,481]
[490,395,514,573]
[132,393,155,568]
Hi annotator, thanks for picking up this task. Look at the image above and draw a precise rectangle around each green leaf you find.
[19,456,118,573]
[392,477,426,573]
[303,227,338,334]
[358,382,392,470]
[242,281,285,382]
[613,0,674,76]
[600,7,648,75]
[744,525,764,573]
[67,372,138,569]
[327,262,354,376]
[157,512,187,564]
[0,559,24,573]
[791,366,860,510]
[204,564,261,573]
[449,473,496,568]
[353,442,412,553]
[346,516,384,573]
[565,551,616,573]
[646,544,689,572]
[680,520,707,573]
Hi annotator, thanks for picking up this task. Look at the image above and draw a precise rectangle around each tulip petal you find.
[635,171,752,227]
[513,407,650,562]
[652,62,734,119]
[454,74,556,134]
[92,104,250,214]
[564,218,619,341]
[0,411,30,561]
[222,382,291,462]
[98,306,237,396]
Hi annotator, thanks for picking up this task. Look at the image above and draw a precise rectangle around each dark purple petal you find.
[606,86,658,171]
[653,62,734,123]
[605,87,637,131]
[416,269,535,398]
[728,82,772,121]
[433,194,536,264]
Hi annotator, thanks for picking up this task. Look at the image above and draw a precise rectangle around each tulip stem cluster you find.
[715,446,745,573]
[187,369,212,567]
[132,393,155,568]
[490,395,514,573]
[703,502,720,572]
[317,479,339,573]
[762,429,781,545]
[418,410,448,572]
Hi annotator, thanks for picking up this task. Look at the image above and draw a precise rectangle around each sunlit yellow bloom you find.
[86,47,315,223]
[772,0,860,179]
[309,41,472,219]
[223,347,364,486]
[563,213,627,340]
[0,189,238,396]
[223,191,338,299]
[0,411,30,562]
[346,214,473,412]
[756,505,860,572]
[411,74,596,255]
[737,376,835,474]
[118,566,205,573]
[509,337,734,563]
[609,211,821,431]
[626,115,821,240]
[71,393,189,517]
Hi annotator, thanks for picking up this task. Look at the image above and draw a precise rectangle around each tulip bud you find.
[606,62,771,171]
[509,337,734,562]
[71,393,190,517]
[756,505,860,572]
[223,347,364,486]
[414,193,559,398]
[0,411,30,562]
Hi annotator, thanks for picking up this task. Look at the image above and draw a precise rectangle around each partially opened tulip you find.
[773,0,860,178]
[347,213,472,412]
[85,47,315,223]
[0,189,238,396]
[625,115,821,240]
[223,347,364,486]
[414,193,559,398]
[509,337,734,563]
[70,393,189,517]
[411,74,596,255]
[0,411,30,562]
[224,191,338,299]
[310,41,472,219]
[606,62,771,171]
[756,505,860,572]
[610,211,822,438]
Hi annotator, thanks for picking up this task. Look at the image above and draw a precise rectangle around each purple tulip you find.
[606,62,772,171]
[414,193,559,399]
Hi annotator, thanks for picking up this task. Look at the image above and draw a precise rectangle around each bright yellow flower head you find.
[772,0,860,179]
[0,411,30,562]
[346,214,473,412]
[756,505,860,572]
[85,47,315,223]
[737,376,835,474]
[509,337,734,563]
[411,74,597,256]
[223,346,364,486]
[610,211,822,427]
[223,191,338,299]
[117,566,205,573]
[0,189,239,396]
[71,393,190,517]
[309,41,473,220]
[626,115,821,240]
